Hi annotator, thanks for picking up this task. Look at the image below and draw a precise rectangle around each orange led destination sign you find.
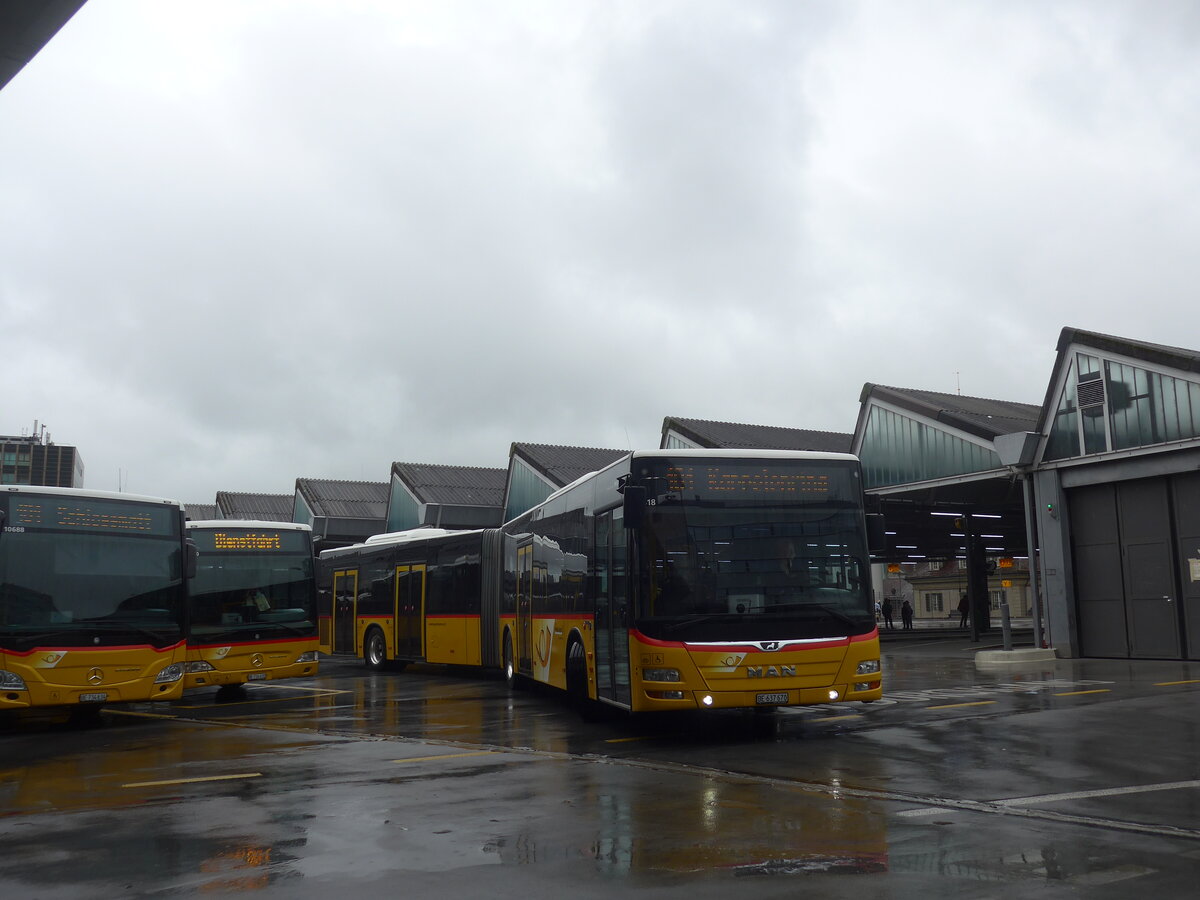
[664,466,833,497]
[211,531,284,552]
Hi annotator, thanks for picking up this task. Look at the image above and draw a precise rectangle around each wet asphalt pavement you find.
[2,635,1199,898]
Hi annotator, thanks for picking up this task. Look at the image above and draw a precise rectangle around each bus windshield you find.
[629,457,875,641]
[0,493,185,649]
[187,527,317,641]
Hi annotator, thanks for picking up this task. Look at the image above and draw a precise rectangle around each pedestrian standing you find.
[901,598,914,631]
[958,593,970,629]
[881,597,894,631]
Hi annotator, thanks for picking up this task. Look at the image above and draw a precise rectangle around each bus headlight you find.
[297,651,319,663]
[186,661,215,674]
[0,670,27,690]
[643,668,681,683]
[155,664,185,684]
[856,659,881,675]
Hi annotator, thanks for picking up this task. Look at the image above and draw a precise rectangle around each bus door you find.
[595,510,631,705]
[394,565,426,659]
[333,570,358,654]
[516,542,533,678]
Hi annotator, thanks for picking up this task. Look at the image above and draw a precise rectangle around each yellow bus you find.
[184,521,319,697]
[318,450,884,716]
[0,485,193,711]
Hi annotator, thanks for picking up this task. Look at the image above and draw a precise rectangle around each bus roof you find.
[1,484,187,510]
[187,519,312,532]
[318,527,482,559]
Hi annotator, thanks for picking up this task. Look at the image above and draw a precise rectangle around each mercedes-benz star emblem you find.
[87,667,104,685]
[251,654,264,668]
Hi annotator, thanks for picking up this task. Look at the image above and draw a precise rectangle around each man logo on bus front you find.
[759,641,780,652]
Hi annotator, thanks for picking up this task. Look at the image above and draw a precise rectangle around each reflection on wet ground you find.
[2,646,1200,896]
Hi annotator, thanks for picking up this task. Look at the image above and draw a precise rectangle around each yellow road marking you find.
[926,700,997,710]
[812,714,863,722]
[393,751,496,763]
[605,736,652,743]
[123,773,262,788]
[1155,680,1200,686]
[1054,689,1111,696]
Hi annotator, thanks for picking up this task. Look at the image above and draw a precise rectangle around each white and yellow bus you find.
[0,485,192,711]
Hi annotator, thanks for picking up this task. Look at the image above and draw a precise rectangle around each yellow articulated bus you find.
[316,528,501,672]
[318,450,884,717]
[0,485,194,712]
[184,520,319,696]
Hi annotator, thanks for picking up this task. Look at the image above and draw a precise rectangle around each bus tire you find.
[503,631,519,690]
[566,639,599,719]
[364,628,388,671]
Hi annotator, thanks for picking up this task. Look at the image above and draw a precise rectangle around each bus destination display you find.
[663,465,833,498]
[11,500,162,534]
[192,530,309,553]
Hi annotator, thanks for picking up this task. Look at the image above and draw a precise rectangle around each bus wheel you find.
[503,631,519,690]
[566,640,598,720]
[364,628,388,670]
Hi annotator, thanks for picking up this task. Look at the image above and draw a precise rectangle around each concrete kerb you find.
[974,646,1059,670]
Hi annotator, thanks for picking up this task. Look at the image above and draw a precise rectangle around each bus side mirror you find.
[622,485,647,529]
[866,513,887,554]
[185,539,199,580]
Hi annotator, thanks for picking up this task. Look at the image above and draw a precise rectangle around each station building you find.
[383,462,506,532]
[293,478,389,553]
[502,443,627,522]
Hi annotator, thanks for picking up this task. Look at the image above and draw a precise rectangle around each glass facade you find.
[1044,352,1200,461]
[386,475,421,532]
[860,406,1001,489]
[504,458,555,522]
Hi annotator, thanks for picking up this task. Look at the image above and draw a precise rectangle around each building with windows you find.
[293,479,389,553]
[849,327,1200,661]
[660,417,852,452]
[384,462,506,532]
[0,433,84,487]
[502,443,627,523]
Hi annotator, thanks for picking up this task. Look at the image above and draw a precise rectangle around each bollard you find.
[1000,601,1012,652]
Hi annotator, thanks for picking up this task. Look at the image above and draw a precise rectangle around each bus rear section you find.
[316,529,500,672]
[0,487,191,710]
[184,521,319,692]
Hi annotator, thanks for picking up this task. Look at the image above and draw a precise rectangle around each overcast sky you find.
[3,1,1199,503]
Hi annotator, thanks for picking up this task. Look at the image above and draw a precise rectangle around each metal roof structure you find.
[215,491,293,522]
[509,443,628,488]
[295,479,389,519]
[391,463,506,506]
[0,0,87,91]
[857,385,1042,441]
[184,503,218,522]
[661,416,853,452]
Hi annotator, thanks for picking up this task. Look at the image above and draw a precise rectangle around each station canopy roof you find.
[661,416,853,452]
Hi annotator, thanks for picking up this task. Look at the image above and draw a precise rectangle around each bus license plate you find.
[79,693,108,703]
[756,692,788,705]
[247,673,267,681]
